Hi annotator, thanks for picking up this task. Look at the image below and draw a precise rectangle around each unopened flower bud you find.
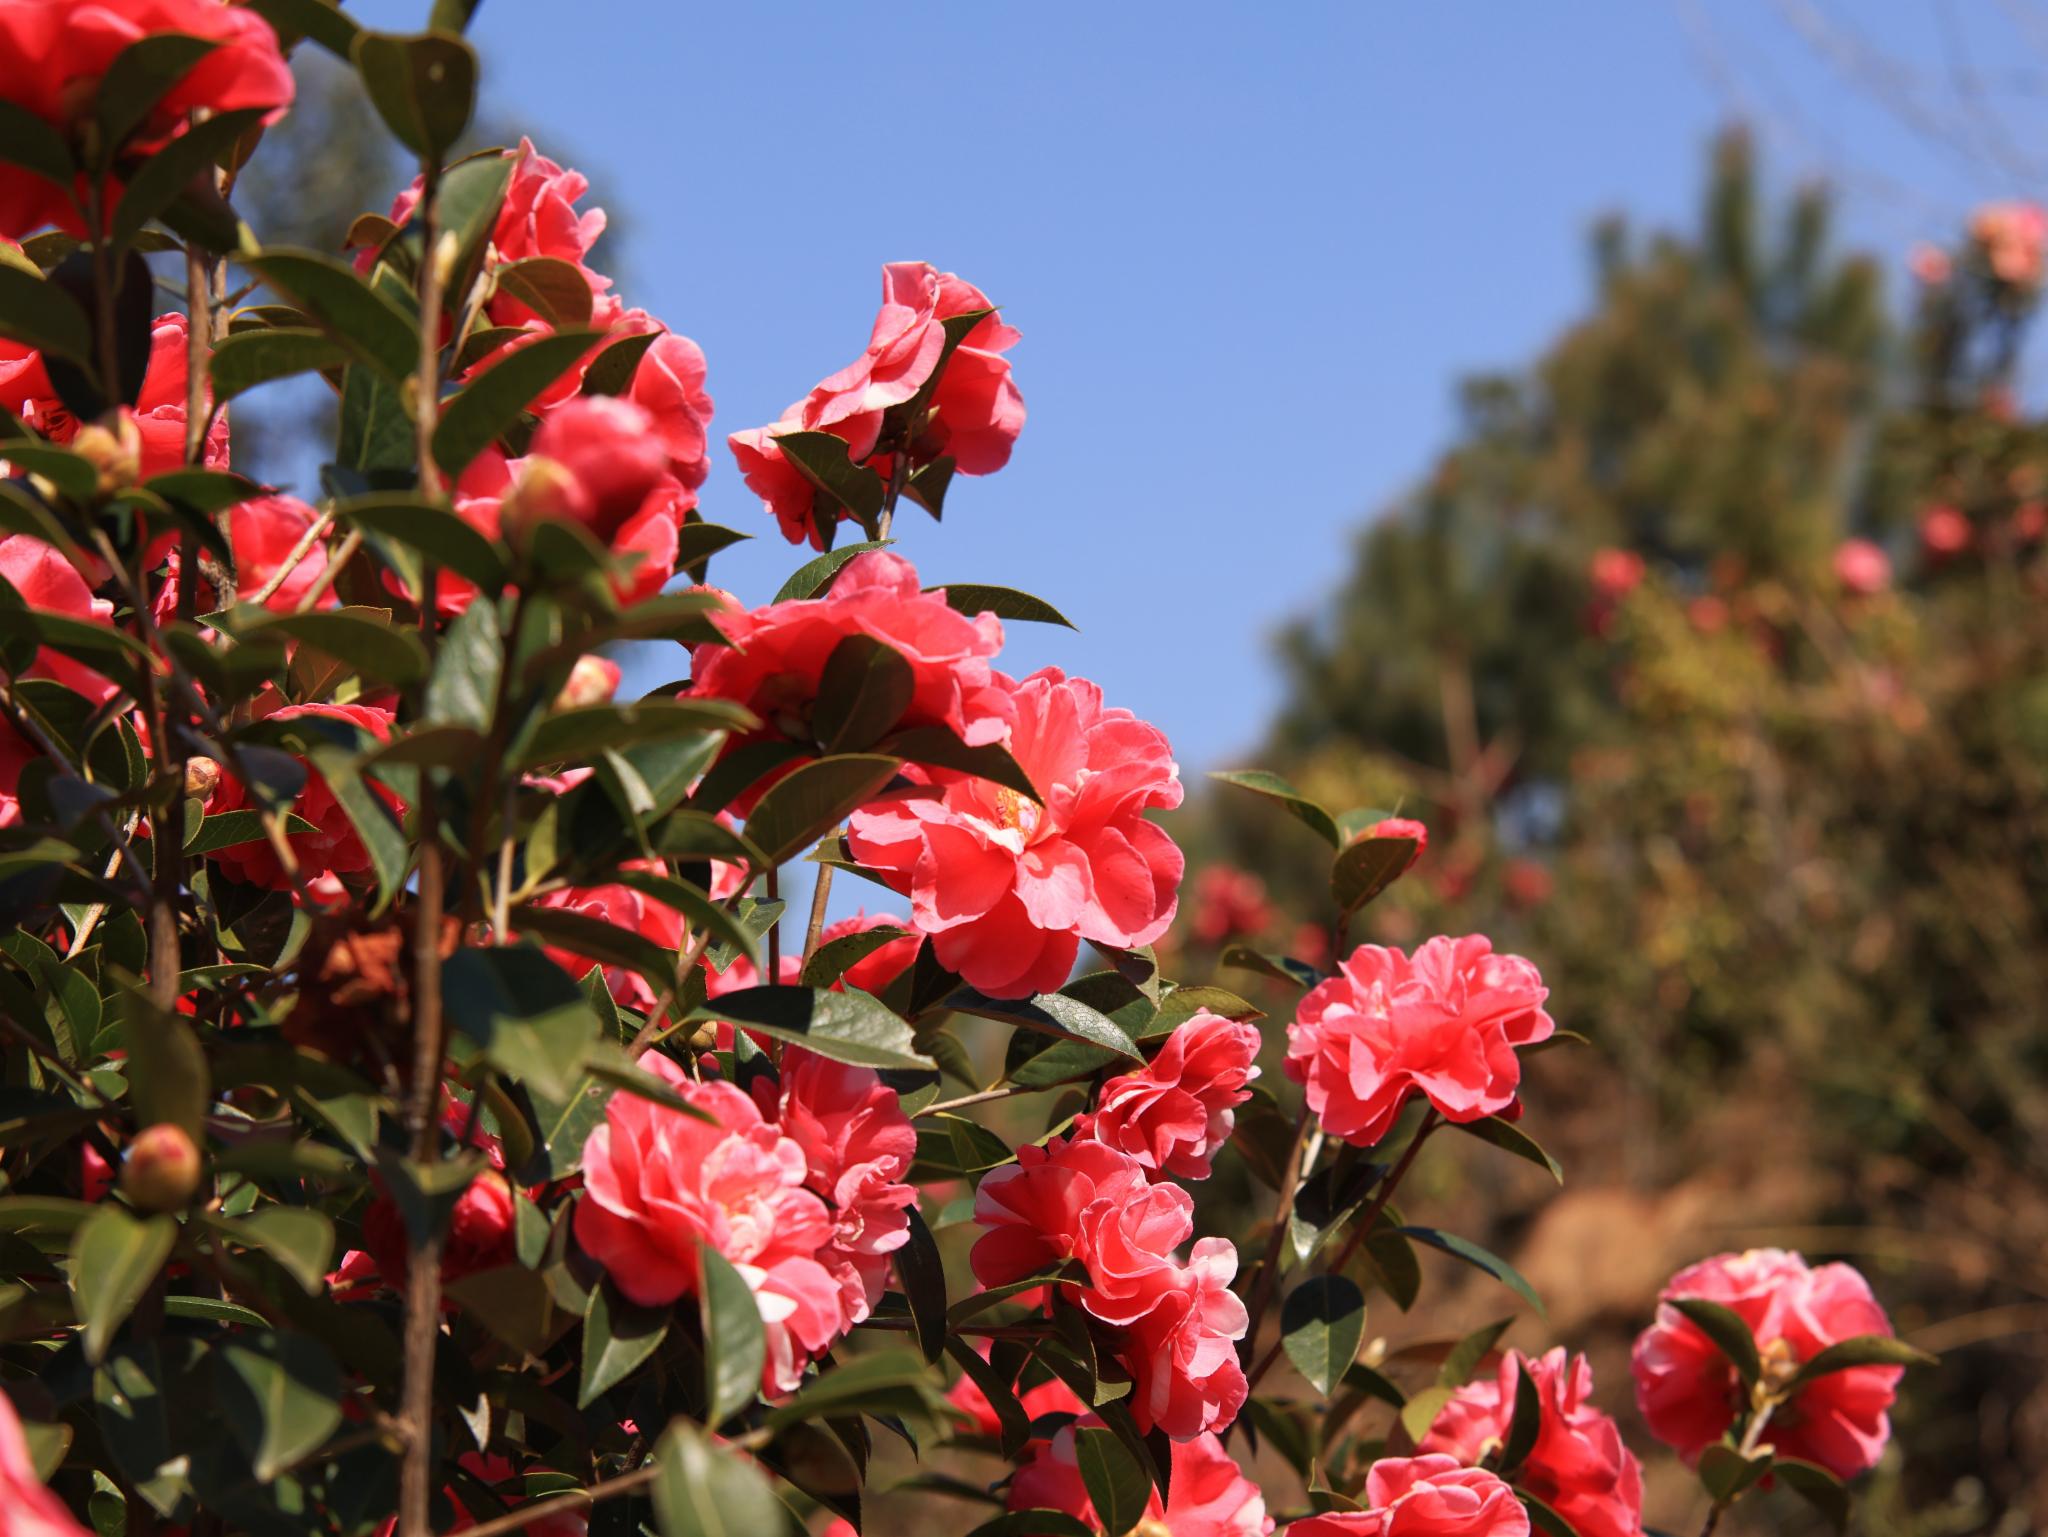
[183,755,221,800]
[69,413,142,496]
[1361,815,1429,873]
[119,1122,202,1212]
[496,454,588,541]
[556,654,621,710]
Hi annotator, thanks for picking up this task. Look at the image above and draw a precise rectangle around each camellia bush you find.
[0,6,1937,1536]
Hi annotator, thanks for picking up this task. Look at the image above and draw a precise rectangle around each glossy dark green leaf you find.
[1668,1296,1761,1385]
[245,0,359,54]
[1219,944,1322,990]
[95,33,219,156]
[1771,1458,1850,1532]
[877,725,1039,801]
[115,988,209,1141]
[0,263,93,362]
[340,494,508,591]
[1440,1316,1515,1388]
[1499,1358,1544,1475]
[743,753,901,866]
[144,467,261,515]
[772,539,892,603]
[699,1242,764,1427]
[1074,1425,1151,1537]
[352,29,477,160]
[1332,833,1419,917]
[242,608,428,688]
[1280,1274,1366,1395]
[1698,1443,1773,1504]
[209,327,347,403]
[895,1205,948,1364]
[1786,1332,1936,1388]
[493,256,594,328]
[110,107,262,252]
[1402,1226,1546,1318]
[432,325,601,478]
[511,904,673,999]
[215,1331,343,1482]
[578,1277,669,1407]
[423,592,501,731]
[442,944,599,1102]
[944,1337,1028,1458]
[687,985,933,1072]
[651,1420,781,1537]
[1456,1114,1563,1182]
[760,1347,948,1430]
[71,1207,176,1363]
[1519,1490,1585,1537]
[776,430,886,523]
[245,249,417,384]
[576,327,660,397]
[801,923,911,988]
[929,583,1076,628]
[519,698,750,769]
[944,987,1144,1063]
[812,634,915,753]
[0,101,74,190]
[1208,768,1340,847]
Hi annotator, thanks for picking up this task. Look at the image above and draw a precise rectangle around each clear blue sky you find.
[335,1,2046,773]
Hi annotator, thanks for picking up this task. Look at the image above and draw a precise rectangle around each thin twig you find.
[245,505,335,607]
[917,1085,1028,1119]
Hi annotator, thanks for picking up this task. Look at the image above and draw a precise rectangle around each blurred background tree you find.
[1187,134,2048,1534]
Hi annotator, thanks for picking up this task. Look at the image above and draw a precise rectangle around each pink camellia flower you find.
[1361,815,1429,873]
[1420,1349,1644,1537]
[758,1046,916,1330]
[1009,1426,1272,1537]
[556,654,622,710]
[1918,504,1972,559]
[1632,1248,1903,1480]
[1833,538,1891,597]
[1588,547,1645,600]
[1285,936,1554,1147]
[155,495,333,621]
[203,702,406,891]
[1971,200,2048,288]
[0,1384,90,1537]
[574,1055,842,1394]
[687,551,1013,798]
[0,0,294,239]
[814,911,920,995]
[515,396,673,543]
[629,331,715,491]
[522,863,685,1011]
[970,1137,1247,1438]
[1075,1010,1261,1179]
[1291,1456,1531,1537]
[848,666,1183,999]
[728,263,1023,548]
[0,535,119,706]
[1190,864,1271,945]
[1907,242,1952,287]
[945,1342,1087,1438]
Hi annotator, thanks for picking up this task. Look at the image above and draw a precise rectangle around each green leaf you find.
[0,263,93,362]
[241,609,428,688]
[812,634,916,753]
[1399,1382,1456,1444]
[520,698,751,770]
[1499,1358,1544,1476]
[0,101,74,191]
[444,945,600,1103]
[1698,1443,1773,1504]
[351,29,477,160]
[1208,769,1340,847]
[651,1420,783,1537]
[1771,1458,1850,1532]
[209,327,347,403]
[578,328,661,397]
[1280,1274,1366,1395]
[244,0,359,54]
[776,430,886,524]
[1220,944,1323,989]
[340,494,508,591]
[688,985,934,1072]
[493,256,595,328]
[877,726,1040,801]
[896,1205,948,1364]
[229,1208,335,1295]
[929,583,1076,628]
[743,753,901,865]
[95,33,219,156]
[0,1195,98,1235]
[424,593,502,731]
[760,1347,949,1430]
[1668,1297,1761,1386]
[184,809,315,855]
[944,1337,1028,1458]
[1440,1316,1515,1388]
[946,1263,1086,1327]
[70,1207,176,1363]
[244,249,418,384]
[801,923,911,988]
[944,987,1144,1063]
[1402,1226,1546,1318]
[578,1276,669,1408]
[145,467,262,515]
[1518,1491,1585,1537]
[1786,1333,1936,1388]
[1456,1115,1564,1182]
[1073,1424,1152,1537]
[964,1515,1093,1537]
[433,326,602,479]
[1332,833,1419,917]
[161,1295,267,1328]
[115,989,209,1141]
[214,1331,343,1482]
[773,539,892,603]
[698,1243,764,1427]
[511,903,673,1000]
[110,107,262,252]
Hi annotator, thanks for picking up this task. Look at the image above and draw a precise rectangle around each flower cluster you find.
[1292,1456,1532,1536]
[1009,1425,1272,1537]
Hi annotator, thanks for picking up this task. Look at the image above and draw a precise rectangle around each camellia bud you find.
[525,395,669,540]
[69,412,143,496]
[119,1122,202,1212]
[183,755,222,800]
[495,454,588,542]
[1362,815,1429,873]
[556,654,621,710]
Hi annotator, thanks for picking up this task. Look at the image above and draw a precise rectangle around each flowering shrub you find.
[0,10,1931,1537]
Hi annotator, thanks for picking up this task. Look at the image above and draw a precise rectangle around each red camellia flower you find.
[1009,1426,1272,1537]
[573,1054,842,1394]
[153,495,333,621]
[1291,1456,1531,1537]
[847,666,1183,999]
[970,1136,1247,1438]
[1075,1009,1261,1179]
[1632,1248,1903,1480]
[1918,504,1972,560]
[1588,547,1645,600]
[523,862,685,1012]
[1190,863,1272,945]
[1419,1349,1645,1537]
[1285,936,1553,1147]
[204,702,406,891]
[0,0,295,238]
[628,331,716,492]
[514,396,674,544]
[362,1171,517,1290]
[12,312,227,475]
[756,1046,917,1331]
[1833,538,1891,597]
[0,534,119,706]
[688,550,1014,795]
[729,262,1024,549]
[0,1385,89,1537]
[814,910,919,995]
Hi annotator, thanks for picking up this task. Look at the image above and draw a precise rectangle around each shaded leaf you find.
[214,1331,343,1482]
[929,583,1076,628]
[352,28,477,160]
[699,1243,764,1427]
[1402,1226,1546,1318]
[652,1420,782,1537]
[433,325,602,478]
[71,1207,175,1363]
[1668,1297,1761,1386]
[687,985,933,1072]
[1074,1425,1151,1537]
[1281,1274,1367,1396]
[743,753,901,866]
[244,249,417,384]
[773,539,891,603]
[578,1278,668,1408]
